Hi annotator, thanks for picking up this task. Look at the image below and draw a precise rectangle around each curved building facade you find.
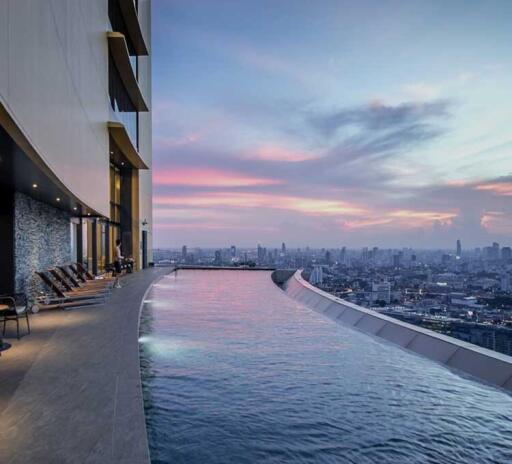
[0,0,152,295]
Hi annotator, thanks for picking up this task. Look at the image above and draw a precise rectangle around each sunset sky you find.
[151,0,512,248]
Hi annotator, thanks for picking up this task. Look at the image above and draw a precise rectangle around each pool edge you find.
[275,269,512,393]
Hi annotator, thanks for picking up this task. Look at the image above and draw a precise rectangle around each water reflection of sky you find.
[140,270,512,464]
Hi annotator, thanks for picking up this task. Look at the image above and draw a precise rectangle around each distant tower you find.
[340,246,346,265]
[492,242,500,260]
[456,239,462,258]
[257,244,263,264]
[501,273,511,292]
[181,245,187,261]
[309,266,323,285]
[230,245,236,257]
[281,242,286,254]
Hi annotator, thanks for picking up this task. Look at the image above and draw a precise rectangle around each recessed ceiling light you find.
[73,206,78,211]
[56,197,61,202]
[32,183,38,188]
[87,212,91,216]
[110,151,114,155]
[121,161,125,166]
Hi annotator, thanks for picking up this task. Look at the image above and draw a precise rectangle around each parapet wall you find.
[276,270,512,392]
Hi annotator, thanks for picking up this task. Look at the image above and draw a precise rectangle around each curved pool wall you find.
[278,270,512,392]
[140,269,512,463]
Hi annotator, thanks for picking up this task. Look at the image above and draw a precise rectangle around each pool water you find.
[140,270,512,464]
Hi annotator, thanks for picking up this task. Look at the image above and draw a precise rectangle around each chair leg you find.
[16,317,20,340]
[26,313,31,334]
[2,318,5,336]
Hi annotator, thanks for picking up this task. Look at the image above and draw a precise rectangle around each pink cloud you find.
[154,222,277,232]
[153,168,283,187]
[475,182,512,196]
[481,211,512,234]
[341,209,457,230]
[250,145,317,162]
[154,192,368,216]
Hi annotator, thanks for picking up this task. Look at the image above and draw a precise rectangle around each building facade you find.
[0,0,152,295]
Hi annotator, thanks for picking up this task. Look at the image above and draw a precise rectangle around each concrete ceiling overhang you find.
[107,121,148,170]
[0,101,104,218]
[108,32,149,112]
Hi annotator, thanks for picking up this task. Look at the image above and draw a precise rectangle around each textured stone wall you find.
[14,192,71,296]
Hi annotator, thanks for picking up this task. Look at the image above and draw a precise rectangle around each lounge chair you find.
[36,272,107,307]
[0,294,31,340]
[60,265,113,290]
[51,268,111,295]
[48,269,110,297]
[71,263,115,284]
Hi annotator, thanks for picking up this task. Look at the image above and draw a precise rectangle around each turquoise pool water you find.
[140,270,512,464]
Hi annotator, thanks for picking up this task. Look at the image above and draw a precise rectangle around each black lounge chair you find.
[0,294,31,340]
[59,266,113,291]
[75,262,95,280]
[36,272,106,309]
[50,269,111,295]
[71,263,115,284]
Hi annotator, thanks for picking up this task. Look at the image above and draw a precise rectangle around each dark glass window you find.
[109,164,122,265]
[108,0,137,55]
[109,56,139,148]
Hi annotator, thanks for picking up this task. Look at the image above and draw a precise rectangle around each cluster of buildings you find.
[0,0,153,296]
[306,240,512,356]
[162,240,512,357]
[154,242,292,267]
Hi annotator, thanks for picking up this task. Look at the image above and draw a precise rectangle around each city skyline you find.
[152,1,512,248]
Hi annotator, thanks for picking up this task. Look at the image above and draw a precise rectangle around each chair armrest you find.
[0,296,16,308]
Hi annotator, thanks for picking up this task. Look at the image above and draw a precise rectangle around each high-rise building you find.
[370,281,391,304]
[309,266,323,285]
[214,250,222,266]
[456,239,462,258]
[230,245,237,257]
[0,1,152,295]
[501,274,511,293]
[492,242,500,260]
[281,242,286,254]
[502,247,511,261]
[181,245,188,260]
[340,246,346,265]
[257,244,266,264]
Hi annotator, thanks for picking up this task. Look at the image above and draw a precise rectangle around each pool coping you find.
[277,269,512,392]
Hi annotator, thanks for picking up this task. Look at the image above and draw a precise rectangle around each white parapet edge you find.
[278,270,512,392]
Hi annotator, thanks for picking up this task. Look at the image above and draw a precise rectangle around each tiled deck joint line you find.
[0,267,170,464]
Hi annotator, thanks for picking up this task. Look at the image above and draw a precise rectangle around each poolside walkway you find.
[0,267,170,464]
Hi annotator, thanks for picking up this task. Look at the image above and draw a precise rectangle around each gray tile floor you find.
[0,267,169,464]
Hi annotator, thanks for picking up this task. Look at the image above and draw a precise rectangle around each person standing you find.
[114,238,123,288]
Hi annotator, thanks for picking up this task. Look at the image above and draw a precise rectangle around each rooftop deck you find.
[0,267,169,464]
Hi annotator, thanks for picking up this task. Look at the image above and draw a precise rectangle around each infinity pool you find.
[139,270,512,464]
